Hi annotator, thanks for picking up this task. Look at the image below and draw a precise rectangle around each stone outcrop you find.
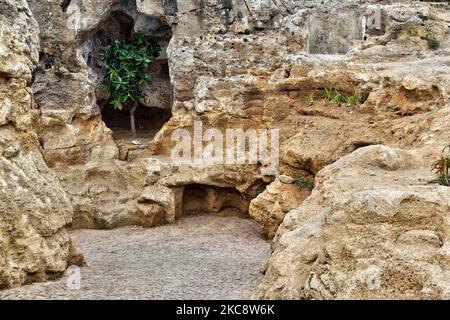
[250,176,311,239]
[157,0,450,299]
[0,0,81,289]
[255,144,450,300]
[21,0,450,232]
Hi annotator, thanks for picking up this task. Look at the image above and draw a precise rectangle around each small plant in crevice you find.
[293,178,316,191]
[307,94,314,106]
[323,88,360,107]
[346,92,360,107]
[333,91,346,106]
[428,38,440,50]
[100,33,161,136]
[387,105,401,113]
[432,145,450,186]
[324,87,336,105]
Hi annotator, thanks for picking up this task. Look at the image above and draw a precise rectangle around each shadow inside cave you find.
[80,9,174,143]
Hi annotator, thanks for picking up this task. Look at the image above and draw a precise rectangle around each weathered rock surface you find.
[0,0,80,289]
[22,0,450,232]
[156,0,450,299]
[250,176,310,239]
[255,145,450,300]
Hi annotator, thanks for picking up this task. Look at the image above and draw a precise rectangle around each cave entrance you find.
[83,9,174,143]
[181,185,251,217]
[101,104,172,140]
[100,55,173,142]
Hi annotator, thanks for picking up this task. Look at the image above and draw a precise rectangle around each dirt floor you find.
[0,214,271,300]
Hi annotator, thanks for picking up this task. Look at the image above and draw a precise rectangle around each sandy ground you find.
[0,214,271,300]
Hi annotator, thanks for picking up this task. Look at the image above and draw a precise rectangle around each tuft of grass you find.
[428,38,440,50]
[324,87,335,105]
[323,88,360,107]
[293,178,315,191]
[307,94,314,106]
[333,91,346,106]
[346,92,360,107]
[432,145,450,186]
[387,105,401,113]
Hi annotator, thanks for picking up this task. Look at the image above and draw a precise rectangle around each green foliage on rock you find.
[293,178,316,191]
[428,38,440,50]
[323,88,360,107]
[100,33,161,110]
[433,145,450,186]
[307,93,314,106]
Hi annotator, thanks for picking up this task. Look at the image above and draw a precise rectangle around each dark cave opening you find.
[82,9,174,142]
[60,0,71,13]
[181,184,251,217]
[101,104,172,140]
[98,54,173,141]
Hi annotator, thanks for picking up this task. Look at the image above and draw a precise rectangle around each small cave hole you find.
[181,185,251,217]
[101,104,172,140]
[84,10,174,143]
[98,56,173,142]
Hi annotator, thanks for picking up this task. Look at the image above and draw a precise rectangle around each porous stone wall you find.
[0,0,82,289]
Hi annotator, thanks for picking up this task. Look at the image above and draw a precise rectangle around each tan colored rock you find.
[38,116,118,169]
[250,177,311,239]
[255,145,450,300]
[0,0,39,79]
[32,69,99,123]
[64,158,179,229]
[0,0,80,289]
[1,0,450,298]
[20,0,449,234]
[137,0,165,20]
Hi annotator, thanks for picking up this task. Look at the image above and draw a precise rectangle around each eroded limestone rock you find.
[255,145,450,300]
[249,177,311,239]
[0,0,80,289]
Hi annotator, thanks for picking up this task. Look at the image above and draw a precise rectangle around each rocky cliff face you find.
[256,144,450,299]
[1,0,450,298]
[0,0,81,289]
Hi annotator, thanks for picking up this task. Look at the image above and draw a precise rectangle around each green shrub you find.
[346,92,360,107]
[428,38,440,50]
[100,33,161,111]
[307,94,314,106]
[323,88,360,107]
[324,87,336,105]
[432,145,450,186]
[293,178,315,191]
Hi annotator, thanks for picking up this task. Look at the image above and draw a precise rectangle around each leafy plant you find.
[307,94,314,106]
[346,92,360,107]
[293,178,315,191]
[333,91,346,106]
[100,33,161,136]
[100,33,160,110]
[323,88,360,107]
[432,145,450,186]
[324,87,336,105]
[428,38,440,50]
